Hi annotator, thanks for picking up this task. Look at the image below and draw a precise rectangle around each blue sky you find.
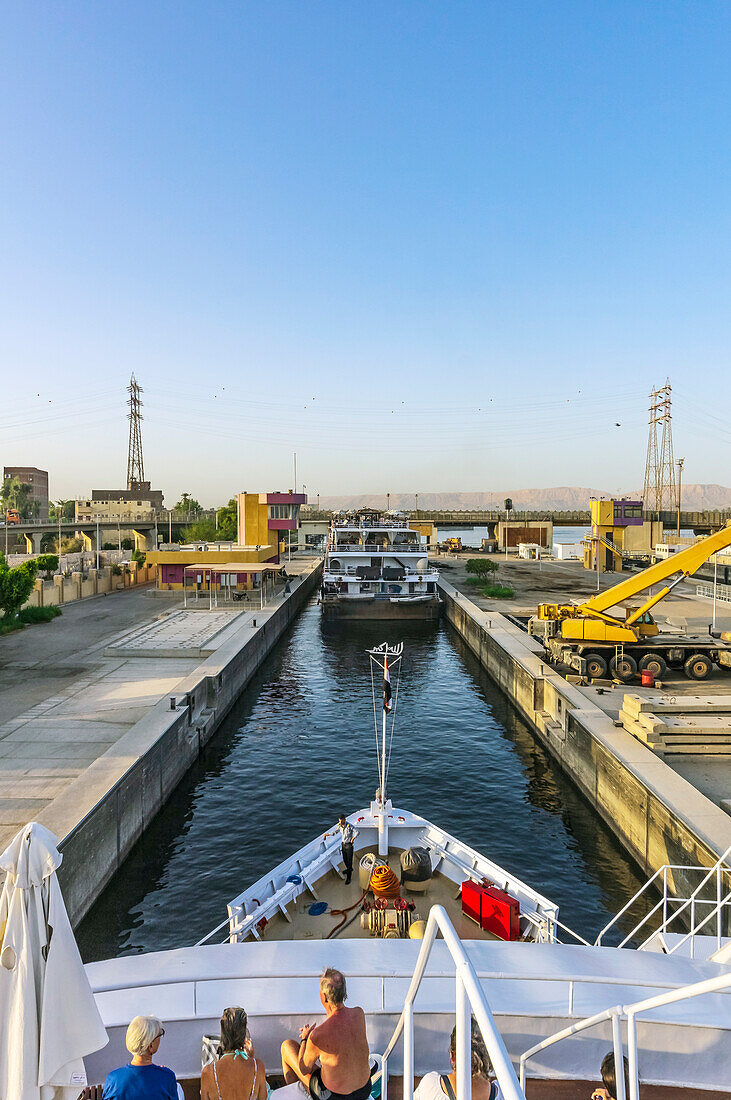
[1,2,730,504]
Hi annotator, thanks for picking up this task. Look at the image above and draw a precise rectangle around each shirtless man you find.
[280,968,371,1100]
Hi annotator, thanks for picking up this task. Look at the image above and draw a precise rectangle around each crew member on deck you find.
[324,815,359,885]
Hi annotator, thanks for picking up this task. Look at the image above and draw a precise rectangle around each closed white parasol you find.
[0,823,108,1100]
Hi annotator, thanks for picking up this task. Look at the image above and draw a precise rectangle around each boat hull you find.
[321,594,441,620]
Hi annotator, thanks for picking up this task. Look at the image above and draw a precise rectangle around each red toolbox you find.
[461,880,520,940]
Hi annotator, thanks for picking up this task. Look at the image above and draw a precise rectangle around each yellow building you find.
[148,490,307,591]
[412,521,436,543]
[585,499,663,572]
[147,544,277,591]
[236,490,307,550]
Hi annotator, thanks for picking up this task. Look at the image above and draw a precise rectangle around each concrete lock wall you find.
[49,563,323,927]
[438,580,731,899]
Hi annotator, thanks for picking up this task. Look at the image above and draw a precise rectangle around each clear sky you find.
[1,2,730,505]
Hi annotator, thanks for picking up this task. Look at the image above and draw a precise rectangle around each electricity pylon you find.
[126,374,145,490]
[642,379,677,515]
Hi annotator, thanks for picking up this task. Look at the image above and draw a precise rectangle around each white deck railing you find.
[519,969,731,1100]
[375,905,525,1100]
[594,844,731,955]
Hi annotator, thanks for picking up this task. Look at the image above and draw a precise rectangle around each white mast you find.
[367,641,403,855]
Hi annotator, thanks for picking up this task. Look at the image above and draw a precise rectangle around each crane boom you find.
[578,524,731,615]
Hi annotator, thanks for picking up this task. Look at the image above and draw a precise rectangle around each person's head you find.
[320,967,347,1007]
[338,814,346,826]
[600,1052,630,1100]
[126,1016,165,1060]
[449,1020,492,1080]
[220,1007,248,1054]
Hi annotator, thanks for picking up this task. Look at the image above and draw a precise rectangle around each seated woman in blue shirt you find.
[103,1015,180,1100]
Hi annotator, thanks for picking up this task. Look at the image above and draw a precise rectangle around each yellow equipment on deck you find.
[538,524,731,645]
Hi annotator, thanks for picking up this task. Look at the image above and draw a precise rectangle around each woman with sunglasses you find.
[103,1016,180,1100]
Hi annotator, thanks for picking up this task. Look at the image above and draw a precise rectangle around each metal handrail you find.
[519,965,731,1100]
[519,1004,628,1100]
[624,970,731,1100]
[376,905,525,1100]
[637,845,731,953]
[330,543,423,552]
[661,889,731,958]
[594,845,731,949]
[520,910,591,946]
[331,521,412,529]
[594,865,667,946]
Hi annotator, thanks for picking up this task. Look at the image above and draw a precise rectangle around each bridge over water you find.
[1,512,216,554]
[302,508,731,533]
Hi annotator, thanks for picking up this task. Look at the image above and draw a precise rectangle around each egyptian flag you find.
[383,658,392,712]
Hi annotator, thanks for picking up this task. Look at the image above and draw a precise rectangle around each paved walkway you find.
[0,586,179,725]
[0,560,319,854]
[105,608,245,657]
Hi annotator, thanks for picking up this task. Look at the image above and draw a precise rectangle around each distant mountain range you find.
[315,485,731,512]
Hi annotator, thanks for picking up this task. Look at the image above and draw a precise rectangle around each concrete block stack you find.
[620,693,731,755]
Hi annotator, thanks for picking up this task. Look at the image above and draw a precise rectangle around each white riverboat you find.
[77,644,731,1100]
[321,511,441,620]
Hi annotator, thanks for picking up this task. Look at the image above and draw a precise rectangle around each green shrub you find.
[17,605,62,624]
[465,557,498,579]
[0,555,38,621]
[131,548,146,564]
[35,553,59,574]
[481,584,514,598]
[0,619,24,636]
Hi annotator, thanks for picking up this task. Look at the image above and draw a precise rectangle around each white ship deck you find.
[246,855,500,943]
[217,805,559,948]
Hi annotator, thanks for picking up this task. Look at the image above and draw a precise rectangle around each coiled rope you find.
[370,864,400,898]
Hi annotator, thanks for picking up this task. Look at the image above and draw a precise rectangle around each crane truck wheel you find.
[639,653,667,679]
[684,653,712,680]
[609,653,637,683]
[584,653,608,679]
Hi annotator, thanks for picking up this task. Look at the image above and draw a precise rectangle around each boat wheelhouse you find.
[321,510,440,619]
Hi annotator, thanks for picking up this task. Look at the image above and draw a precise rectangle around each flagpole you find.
[367,641,402,858]
[381,658,388,808]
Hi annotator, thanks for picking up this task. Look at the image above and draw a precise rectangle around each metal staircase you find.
[594,844,731,958]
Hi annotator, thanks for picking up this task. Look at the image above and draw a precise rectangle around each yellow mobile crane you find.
[533,524,731,682]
